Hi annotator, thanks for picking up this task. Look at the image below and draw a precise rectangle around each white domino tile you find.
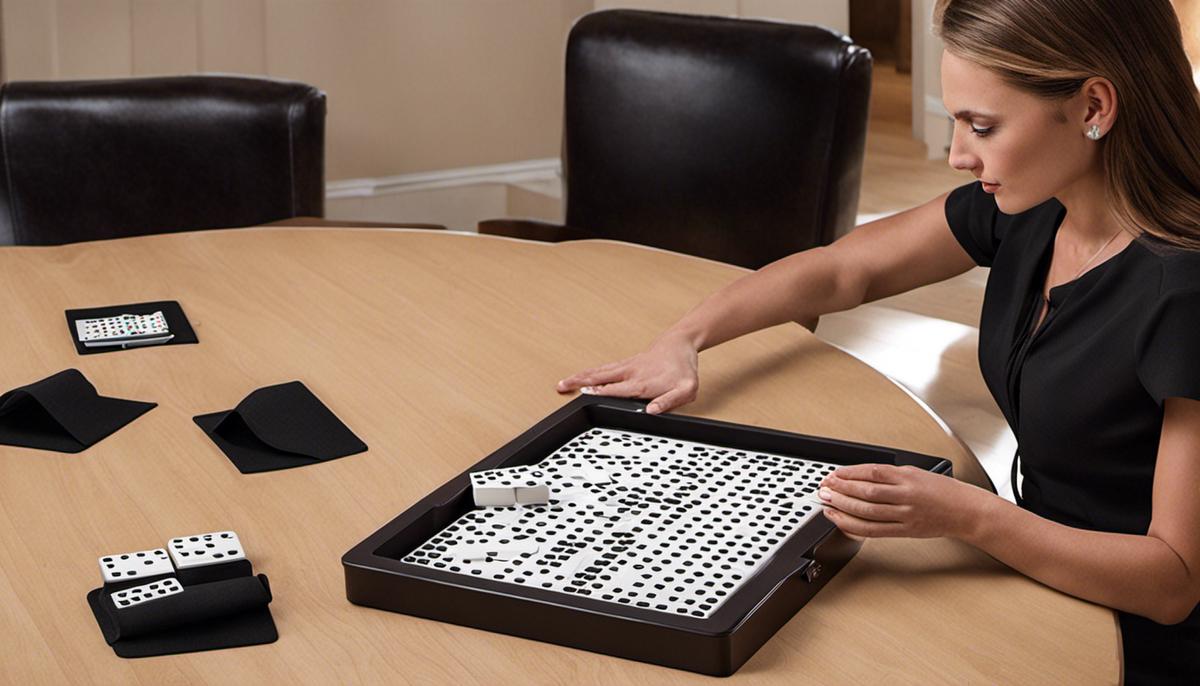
[98,548,173,584]
[471,466,551,506]
[404,428,836,618]
[167,530,246,570]
[111,578,183,609]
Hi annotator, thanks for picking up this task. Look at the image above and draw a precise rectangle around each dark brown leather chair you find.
[479,10,872,269]
[0,75,331,245]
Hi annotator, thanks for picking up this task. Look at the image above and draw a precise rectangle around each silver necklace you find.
[1043,229,1124,302]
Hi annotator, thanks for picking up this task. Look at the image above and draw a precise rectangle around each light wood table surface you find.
[0,229,1118,685]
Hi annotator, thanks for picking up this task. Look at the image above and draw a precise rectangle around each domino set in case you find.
[344,395,952,676]
[75,312,174,348]
[64,300,199,356]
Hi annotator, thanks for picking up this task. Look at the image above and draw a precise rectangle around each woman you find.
[556,0,1200,682]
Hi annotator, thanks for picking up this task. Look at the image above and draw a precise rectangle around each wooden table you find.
[0,229,1119,684]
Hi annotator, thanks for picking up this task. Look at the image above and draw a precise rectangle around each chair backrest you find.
[0,75,325,245]
[563,10,872,269]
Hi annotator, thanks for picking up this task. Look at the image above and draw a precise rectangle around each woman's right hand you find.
[555,333,700,415]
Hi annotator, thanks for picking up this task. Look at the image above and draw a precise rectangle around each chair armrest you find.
[477,218,595,243]
[261,216,446,230]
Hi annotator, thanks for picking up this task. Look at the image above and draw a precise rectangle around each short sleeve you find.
[944,181,1001,267]
[1136,288,1200,405]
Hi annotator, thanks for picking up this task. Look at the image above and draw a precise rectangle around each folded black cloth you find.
[0,369,156,453]
[194,381,367,474]
[87,574,277,658]
[65,300,198,355]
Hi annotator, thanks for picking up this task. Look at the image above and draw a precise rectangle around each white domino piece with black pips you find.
[111,578,183,609]
[167,530,246,569]
[455,539,540,562]
[98,548,173,584]
[470,466,551,506]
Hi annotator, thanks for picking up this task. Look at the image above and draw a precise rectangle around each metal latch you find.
[794,556,822,583]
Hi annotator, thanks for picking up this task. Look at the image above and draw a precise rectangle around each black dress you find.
[945,181,1200,685]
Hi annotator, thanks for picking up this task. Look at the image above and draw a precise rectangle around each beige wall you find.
[596,0,849,33]
[1,0,851,183]
[0,0,591,181]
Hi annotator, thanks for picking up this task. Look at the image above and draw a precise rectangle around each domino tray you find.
[342,396,952,676]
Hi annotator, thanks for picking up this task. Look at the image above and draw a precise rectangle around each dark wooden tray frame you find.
[343,396,952,676]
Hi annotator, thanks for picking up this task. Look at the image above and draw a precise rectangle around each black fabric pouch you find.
[0,369,156,453]
[65,300,198,355]
[193,380,367,474]
[87,572,277,658]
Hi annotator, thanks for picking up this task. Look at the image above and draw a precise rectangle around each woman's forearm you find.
[660,246,866,352]
[659,193,972,354]
[964,493,1195,625]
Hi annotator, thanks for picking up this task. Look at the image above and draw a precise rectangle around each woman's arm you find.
[557,191,978,412]
[651,190,976,351]
[819,397,1200,625]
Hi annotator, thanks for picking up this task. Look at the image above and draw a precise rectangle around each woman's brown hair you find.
[934,0,1200,249]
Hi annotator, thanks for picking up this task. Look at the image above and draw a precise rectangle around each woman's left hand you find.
[817,463,988,540]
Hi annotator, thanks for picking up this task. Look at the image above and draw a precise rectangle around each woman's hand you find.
[556,332,700,414]
[817,463,990,540]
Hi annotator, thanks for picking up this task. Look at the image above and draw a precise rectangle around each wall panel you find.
[56,0,132,78]
[741,0,849,33]
[264,0,587,179]
[2,0,57,80]
[595,0,850,33]
[594,0,736,15]
[132,0,198,76]
[198,0,265,74]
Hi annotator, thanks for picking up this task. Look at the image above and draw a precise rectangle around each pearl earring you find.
[1086,124,1103,140]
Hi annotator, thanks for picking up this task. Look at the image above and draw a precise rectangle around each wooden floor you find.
[817,61,1014,498]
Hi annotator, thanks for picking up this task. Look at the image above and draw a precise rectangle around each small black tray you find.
[342,396,952,676]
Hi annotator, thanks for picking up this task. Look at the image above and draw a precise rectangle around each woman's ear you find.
[1081,76,1118,137]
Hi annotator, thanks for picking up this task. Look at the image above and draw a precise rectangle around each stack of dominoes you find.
[98,530,245,609]
[469,458,612,507]
[75,311,174,349]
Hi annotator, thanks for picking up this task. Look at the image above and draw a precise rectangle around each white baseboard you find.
[325,158,913,230]
[324,158,564,230]
[326,158,561,199]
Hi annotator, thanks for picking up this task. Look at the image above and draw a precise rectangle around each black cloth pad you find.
[0,369,156,453]
[65,300,198,355]
[88,574,277,658]
[177,559,253,586]
[193,380,367,474]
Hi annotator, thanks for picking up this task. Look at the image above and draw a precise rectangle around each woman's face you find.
[941,50,1097,214]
